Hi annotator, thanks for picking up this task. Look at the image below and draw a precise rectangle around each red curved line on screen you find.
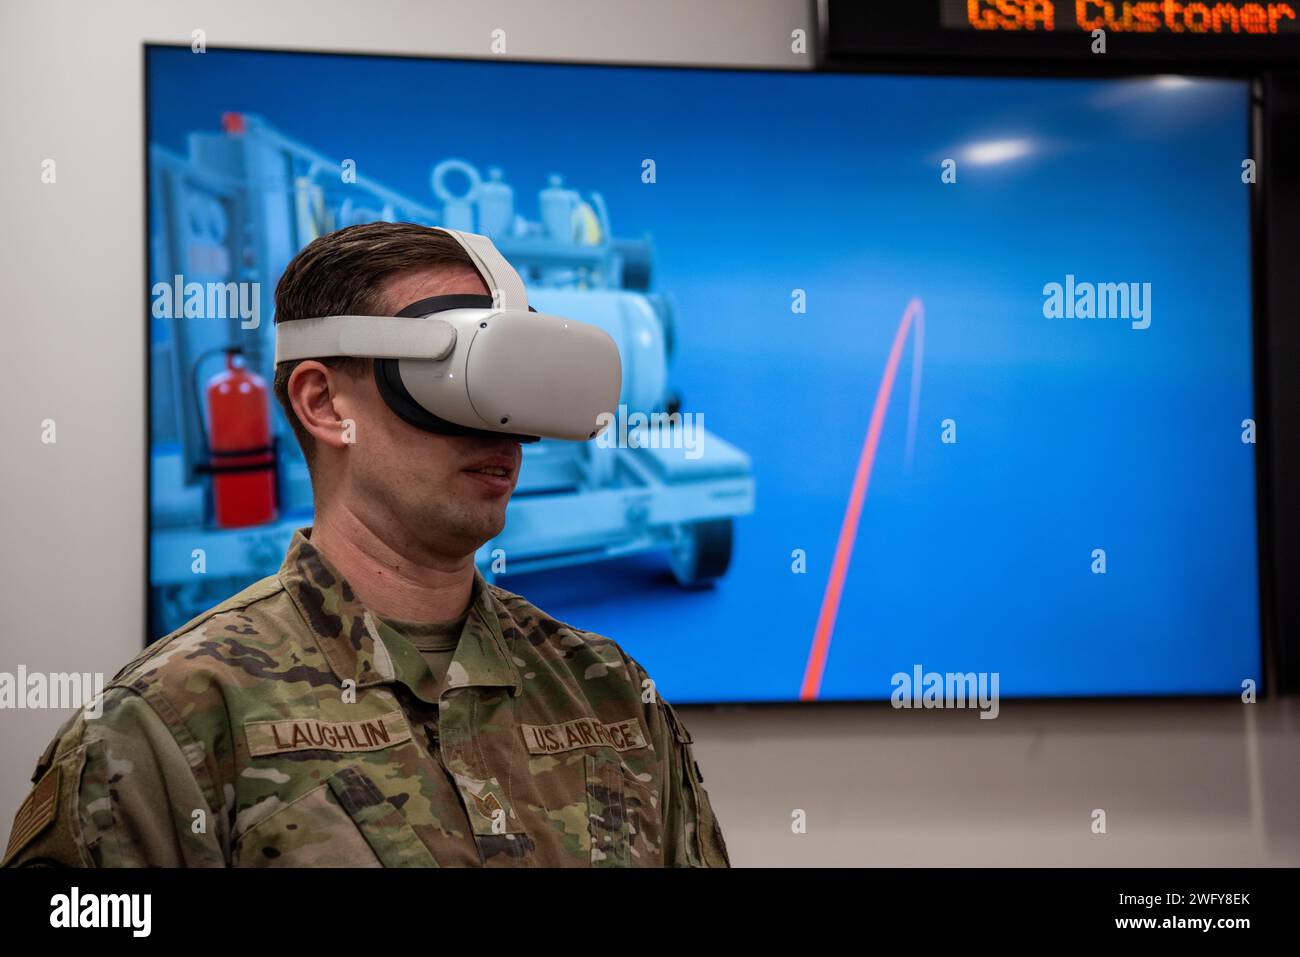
[799,297,925,702]
[904,298,924,472]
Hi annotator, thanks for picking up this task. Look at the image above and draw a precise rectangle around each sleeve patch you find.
[3,765,60,864]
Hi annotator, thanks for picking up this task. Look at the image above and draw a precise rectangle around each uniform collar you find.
[278,527,523,702]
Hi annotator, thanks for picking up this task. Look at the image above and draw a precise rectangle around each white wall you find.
[1,0,1295,867]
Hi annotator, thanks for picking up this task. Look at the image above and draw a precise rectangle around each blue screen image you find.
[146,47,1260,704]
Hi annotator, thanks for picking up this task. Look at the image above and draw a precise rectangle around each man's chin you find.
[449,508,508,555]
[395,503,507,560]
[473,514,507,547]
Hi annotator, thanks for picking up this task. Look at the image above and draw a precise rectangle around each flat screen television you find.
[146,45,1260,704]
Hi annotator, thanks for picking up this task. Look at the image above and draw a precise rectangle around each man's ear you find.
[287,361,354,454]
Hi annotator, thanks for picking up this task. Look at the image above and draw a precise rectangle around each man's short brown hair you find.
[272,222,477,468]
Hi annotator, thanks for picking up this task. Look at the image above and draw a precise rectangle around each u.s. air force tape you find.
[520,717,649,756]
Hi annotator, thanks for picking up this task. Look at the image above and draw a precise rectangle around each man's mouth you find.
[461,453,518,494]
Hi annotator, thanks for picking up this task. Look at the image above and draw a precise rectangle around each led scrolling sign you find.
[944,0,1298,32]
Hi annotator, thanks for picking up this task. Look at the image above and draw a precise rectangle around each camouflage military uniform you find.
[2,529,730,868]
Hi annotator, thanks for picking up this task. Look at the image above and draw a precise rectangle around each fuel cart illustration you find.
[149,113,755,637]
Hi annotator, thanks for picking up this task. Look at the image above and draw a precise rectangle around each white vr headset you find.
[274,227,622,443]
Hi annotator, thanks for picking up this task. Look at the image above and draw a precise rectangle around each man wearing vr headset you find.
[4,222,729,869]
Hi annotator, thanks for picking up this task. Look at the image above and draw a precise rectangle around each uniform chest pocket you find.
[233,765,436,868]
[585,755,663,867]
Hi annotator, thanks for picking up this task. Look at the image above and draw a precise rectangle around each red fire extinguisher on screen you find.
[199,347,277,527]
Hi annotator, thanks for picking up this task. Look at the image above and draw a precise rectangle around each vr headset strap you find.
[274,315,456,363]
[437,228,528,310]
[273,227,525,364]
